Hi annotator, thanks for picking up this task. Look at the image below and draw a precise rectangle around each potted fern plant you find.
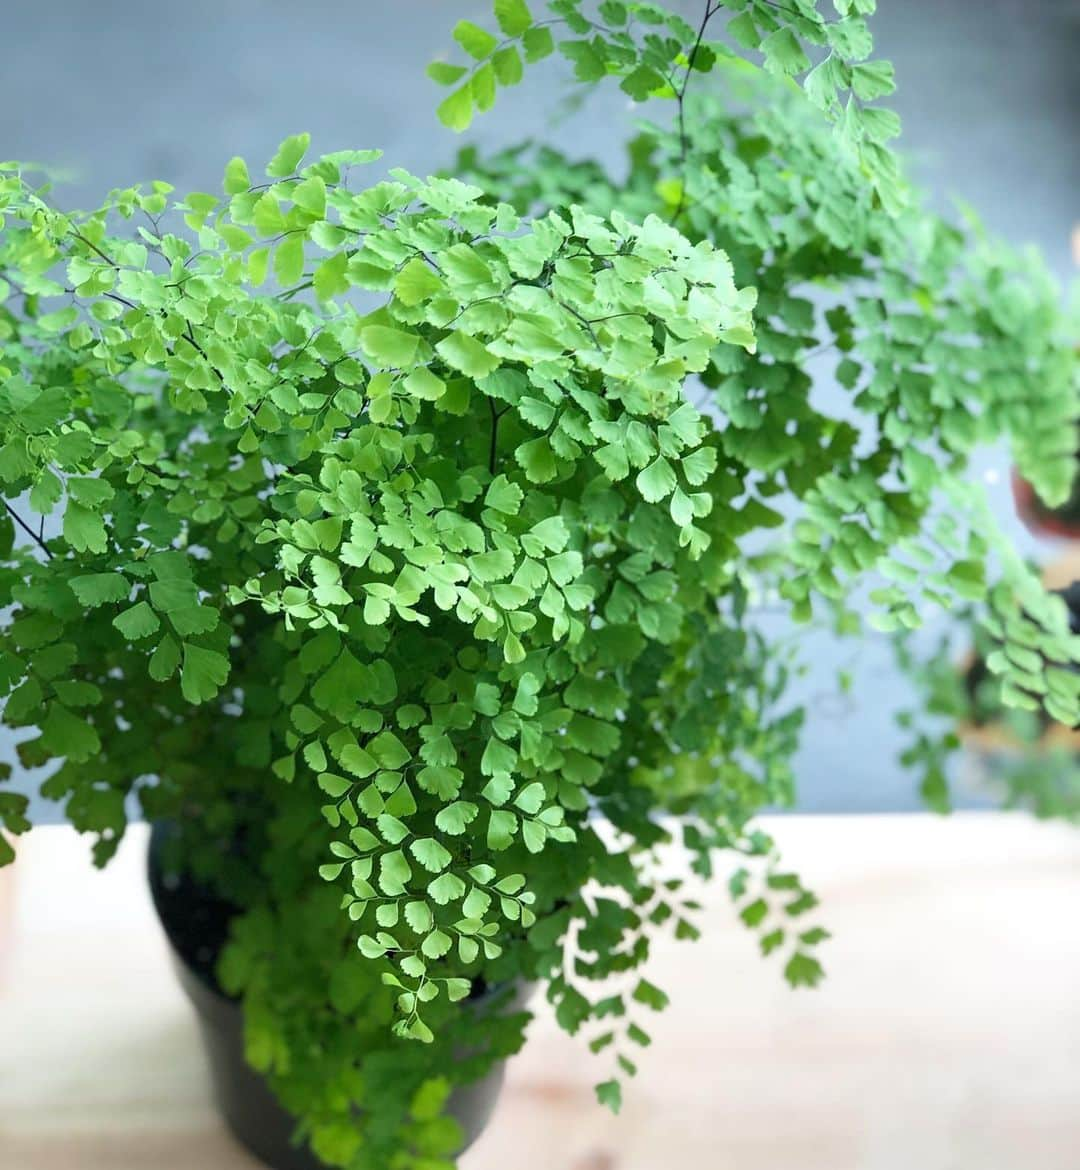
[1,3,1077,1169]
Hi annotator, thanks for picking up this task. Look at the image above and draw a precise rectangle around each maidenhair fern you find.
[0,3,1076,1167]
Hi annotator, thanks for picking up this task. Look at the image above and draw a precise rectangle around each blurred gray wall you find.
[1,1,1076,816]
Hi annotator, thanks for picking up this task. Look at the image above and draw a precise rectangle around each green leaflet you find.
[39,702,100,762]
[437,85,474,131]
[274,234,305,286]
[435,330,499,378]
[636,457,677,504]
[148,636,182,681]
[180,643,230,704]
[762,28,811,76]
[394,257,443,306]
[112,602,160,640]
[596,1080,623,1114]
[361,325,420,368]
[427,61,469,87]
[69,573,129,607]
[494,0,532,37]
[453,19,498,60]
[63,501,107,554]
[223,155,250,195]
[266,132,310,178]
[523,25,554,62]
[484,474,524,514]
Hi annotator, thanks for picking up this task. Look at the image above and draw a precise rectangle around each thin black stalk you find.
[4,500,53,559]
[488,398,501,475]
[672,0,719,224]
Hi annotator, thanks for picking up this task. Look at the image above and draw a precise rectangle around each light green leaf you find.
[428,61,470,86]
[405,900,434,933]
[495,0,532,37]
[70,573,128,607]
[681,447,717,486]
[481,773,514,806]
[403,1017,435,1043]
[453,19,498,59]
[113,601,160,640]
[435,801,478,834]
[492,46,524,86]
[253,192,287,236]
[291,176,327,217]
[428,871,466,905]
[402,368,446,401]
[436,330,499,377]
[361,325,420,368]
[377,814,410,844]
[349,826,380,852]
[445,978,472,1002]
[247,246,270,285]
[370,731,411,770]
[621,64,664,101]
[596,443,630,481]
[394,258,443,306]
[727,12,760,50]
[472,62,497,112]
[379,849,413,895]
[180,643,230,704]
[487,809,517,850]
[636,457,677,503]
[318,773,353,798]
[421,928,452,959]
[148,636,182,682]
[29,471,62,515]
[223,156,251,195]
[513,781,545,814]
[485,474,524,514]
[762,28,810,76]
[516,436,557,483]
[858,106,902,143]
[63,502,107,554]
[273,234,305,286]
[521,818,547,853]
[266,132,311,178]
[313,253,349,301]
[462,886,491,919]
[340,744,378,778]
[410,837,452,873]
[851,59,896,100]
[522,25,554,62]
[437,85,474,132]
[68,477,114,507]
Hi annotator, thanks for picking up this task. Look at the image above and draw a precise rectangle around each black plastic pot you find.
[147,826,515,1170]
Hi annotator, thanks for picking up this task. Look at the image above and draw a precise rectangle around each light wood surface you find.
[2,814,1080,1170]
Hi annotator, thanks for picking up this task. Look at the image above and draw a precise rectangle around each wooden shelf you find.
[3,814,1080,1170]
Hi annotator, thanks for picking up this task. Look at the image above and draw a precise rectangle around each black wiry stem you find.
[4,501,53,559]
[488,398,501,475]
[671,1,719,224]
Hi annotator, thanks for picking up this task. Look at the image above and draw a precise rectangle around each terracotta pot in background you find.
[1011,466,1080,541]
